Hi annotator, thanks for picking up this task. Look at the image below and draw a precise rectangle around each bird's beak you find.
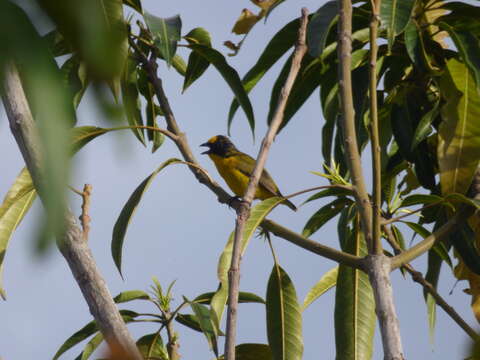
[200,142,211,155]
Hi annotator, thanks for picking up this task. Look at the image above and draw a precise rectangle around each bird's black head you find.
[200,135,238,157]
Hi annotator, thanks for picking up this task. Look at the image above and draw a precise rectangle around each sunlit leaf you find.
[210,197,286,330]
[232,8,259,35]
[113,290,150,303]
[266,265,303,360]
[79,332,103,360]
[302,267,338,311]
[438,58,480,195]
[194,291,264,304]
[335,227,375,360]
[186,298,219,356]
[0,168,36,299]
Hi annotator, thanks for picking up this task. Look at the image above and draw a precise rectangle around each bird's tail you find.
[283,198,297,211]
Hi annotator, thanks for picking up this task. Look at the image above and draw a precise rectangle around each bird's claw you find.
[227,196,242,209]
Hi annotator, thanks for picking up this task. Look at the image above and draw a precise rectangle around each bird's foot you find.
[227,196,242,209]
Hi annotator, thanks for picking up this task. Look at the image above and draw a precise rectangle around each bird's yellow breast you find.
[208,153,271,199]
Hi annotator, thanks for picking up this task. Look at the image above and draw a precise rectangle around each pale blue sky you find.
[0,0,477,359]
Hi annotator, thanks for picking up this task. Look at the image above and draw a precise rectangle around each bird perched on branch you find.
[200,135,297,211]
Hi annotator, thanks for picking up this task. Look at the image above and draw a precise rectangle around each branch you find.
[368,0,382,255]
[384,226,479,341]
[262,219,364,269]
[1,62,142,360]
[390,212,462,270]
[223,9,309,359]
[337,0,373,252]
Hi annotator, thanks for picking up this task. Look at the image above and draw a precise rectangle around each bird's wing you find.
[234,153,280,195]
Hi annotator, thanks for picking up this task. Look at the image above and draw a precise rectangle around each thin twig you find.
[80,184,92,240]
[390,212,464,270]
[262,219,364,269]
[224,10,309,360]
[369,0,382,255]
[337,0,373,252]
[384,226,479,341]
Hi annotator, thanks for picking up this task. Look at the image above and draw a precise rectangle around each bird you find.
[200,135,297,211]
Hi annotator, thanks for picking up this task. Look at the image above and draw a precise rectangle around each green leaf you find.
[113,290,150,303]
[61,56,89,109]
[70,126,109,155]
[111,159,182,277]
[266,265,303,360]
[186,298,219,356]
[53,310,139,360]
[0,168,36,299]
[335,227,375,360]
[411,100,439,150]
[228,16,300,127]
[188,43,255,136]
[302,198,350,238]
[122,56,146,146]
[79,332,103,360]
[399,194,443,208]
[183,28,212,92]
[175,313,202,332]
[210,197,286,331]
[307,1,338,57]
[171,54,187,76]
[220,343,273,360]
[438,58,480,195]
[302,187,353,205]
[144,13,181,66]
[53,321,99,360]
[136,333,168,359]
[438,22,480,91]
[380,0,415,51]
[302,266,338,311]
[194,291,264,304]
[426,293,436,345]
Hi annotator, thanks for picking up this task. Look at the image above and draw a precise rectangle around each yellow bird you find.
[200,135,297,211]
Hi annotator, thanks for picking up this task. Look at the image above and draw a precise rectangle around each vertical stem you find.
[223,9,309,360]
[369,0,382,255]
[366,255,405,360]
[337,0,373,252]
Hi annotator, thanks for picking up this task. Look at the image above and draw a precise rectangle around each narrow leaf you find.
[0,168,36,299]
[302,198,350,238]
[183,28,212,92]
[307,1,338,57]
[266,265,303,360]
[113,290,150,303]
[136,333,168,359]
[112,159,182,277]
[302,266,338,311]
